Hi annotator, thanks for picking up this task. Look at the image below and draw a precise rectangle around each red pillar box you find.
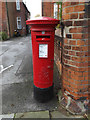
[26,17,59,102]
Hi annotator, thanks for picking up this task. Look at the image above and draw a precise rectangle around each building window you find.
[54,3,58,19]
[17,17,22,29]
[54,2,62,20]
[16,0,20,10]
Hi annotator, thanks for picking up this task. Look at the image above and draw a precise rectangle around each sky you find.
[23,0,42,19]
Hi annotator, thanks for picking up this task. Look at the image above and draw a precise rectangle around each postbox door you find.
[32,31,54,88]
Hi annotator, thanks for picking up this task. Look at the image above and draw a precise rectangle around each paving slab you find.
[15,111,49,118]
[50,111,84,119]
[0,113,14,120]
[50,111,68,118]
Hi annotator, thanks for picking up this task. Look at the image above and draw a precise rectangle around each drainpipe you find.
[60,20,64,93]
[6,0,11,37]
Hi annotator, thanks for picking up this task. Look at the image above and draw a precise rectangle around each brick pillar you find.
[62,1,89,100]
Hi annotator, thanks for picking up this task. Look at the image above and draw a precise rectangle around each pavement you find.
[0,110,85,119]
[0,35,85,119]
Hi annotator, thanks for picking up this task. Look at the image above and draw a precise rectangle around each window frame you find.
[17,17,22,29]
[54,3,58,19]
[16,0,20,10]
[54,2,62,20]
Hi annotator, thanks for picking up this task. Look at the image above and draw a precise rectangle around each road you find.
[0,35,60,114]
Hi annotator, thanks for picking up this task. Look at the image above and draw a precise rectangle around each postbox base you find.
[34,85,54,103]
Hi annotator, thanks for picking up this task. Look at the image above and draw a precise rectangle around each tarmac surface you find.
[0,35,61,114]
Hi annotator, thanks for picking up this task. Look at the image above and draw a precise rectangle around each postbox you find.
[26,17,59,102]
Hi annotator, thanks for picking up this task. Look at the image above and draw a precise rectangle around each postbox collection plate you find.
[39,44,48,58]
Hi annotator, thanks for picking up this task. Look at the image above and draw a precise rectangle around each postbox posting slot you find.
[36,35,50,41]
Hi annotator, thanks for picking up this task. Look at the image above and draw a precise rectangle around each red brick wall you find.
[0,1,29,37]
[0,2,2,32]
[0,2,9,36]
[42,2,54,18]
[7,2,16,37]
[62,1,89,100]
[15,2,29,36]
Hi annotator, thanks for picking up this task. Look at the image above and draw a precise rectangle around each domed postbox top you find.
[26,17,60,25]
